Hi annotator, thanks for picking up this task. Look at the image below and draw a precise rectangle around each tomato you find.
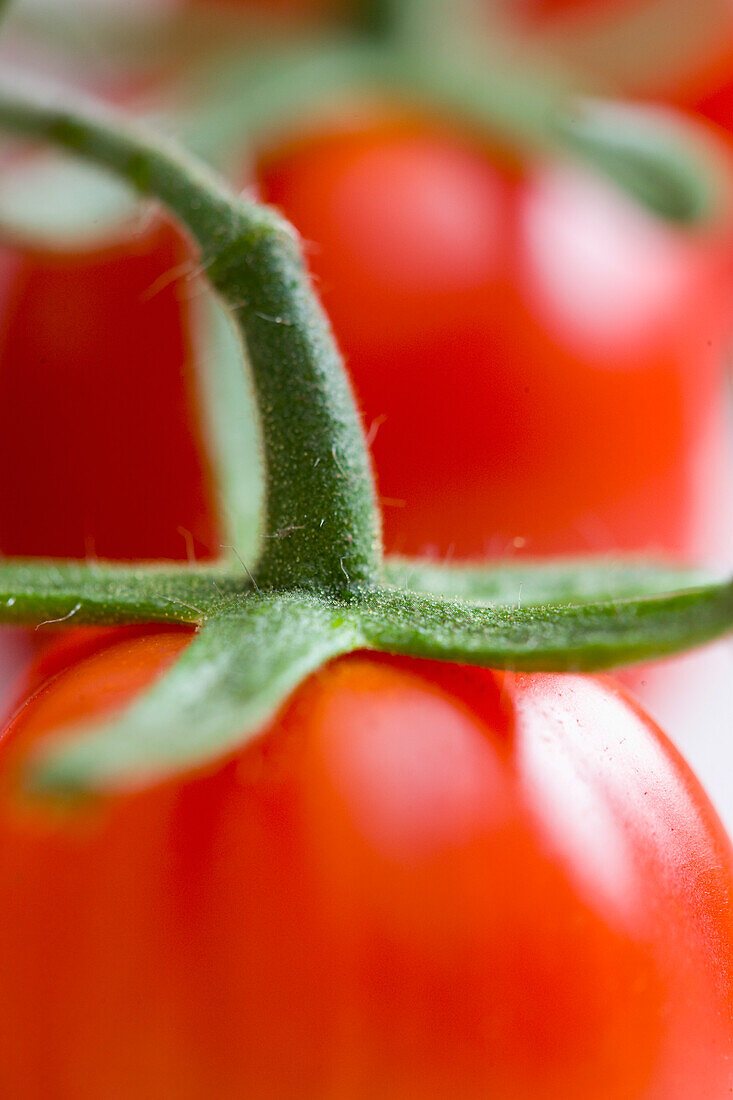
[0,629,730,1098]
[257,114,733,561]
[0,216,219,561]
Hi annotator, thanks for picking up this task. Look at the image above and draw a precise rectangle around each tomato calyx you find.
[1,560,730,795]
[0,81,732,795]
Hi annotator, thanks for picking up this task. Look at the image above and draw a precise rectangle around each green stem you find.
[0,77,382,594]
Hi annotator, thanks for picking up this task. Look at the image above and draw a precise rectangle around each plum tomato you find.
[0,629,731,1098]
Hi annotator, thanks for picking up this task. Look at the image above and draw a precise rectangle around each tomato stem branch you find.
[0,77,382,594]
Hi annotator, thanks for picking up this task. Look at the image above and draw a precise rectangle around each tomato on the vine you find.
[697,80,733,137]
[257,113,733,561]
[254,111,733,828]
[0,629,730,1099]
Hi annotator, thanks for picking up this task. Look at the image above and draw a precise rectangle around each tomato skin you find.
[0,217,219,561]
[0,631,731,1098]
[698,79,733,137]
[257,115,733,560]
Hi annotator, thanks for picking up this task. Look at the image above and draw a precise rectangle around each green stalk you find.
[0,77,381,594]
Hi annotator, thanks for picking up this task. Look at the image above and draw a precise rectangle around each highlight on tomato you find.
[0,628,731,1099]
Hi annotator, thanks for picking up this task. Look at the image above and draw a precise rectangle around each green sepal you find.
[0,555,711,632]
[358,578,733,671]
[555,99,727,225]
[0,559,246,627]
[29,590,363,794]
[19,563,733,793]
[384,556,713,606]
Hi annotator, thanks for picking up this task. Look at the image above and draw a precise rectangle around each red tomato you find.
[0,216,219,561]
[0,630,730,1098]
[257,114,733,561]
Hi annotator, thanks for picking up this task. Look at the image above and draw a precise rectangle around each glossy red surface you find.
[0,633,730,1098]
[0,218,219,561]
